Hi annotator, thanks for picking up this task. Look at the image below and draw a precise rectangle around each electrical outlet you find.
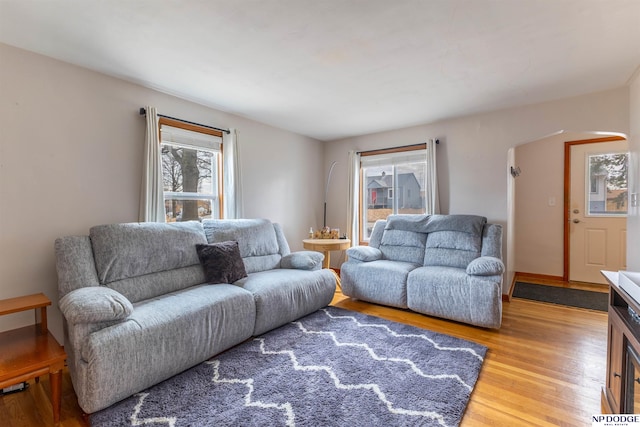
[632,193,639,208]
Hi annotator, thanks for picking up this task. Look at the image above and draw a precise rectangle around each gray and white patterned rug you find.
[91,307,487,427]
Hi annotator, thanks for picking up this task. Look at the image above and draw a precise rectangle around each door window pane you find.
[587,153,628,215]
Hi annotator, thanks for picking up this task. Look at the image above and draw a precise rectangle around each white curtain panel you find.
[346,150,360,245]
[139,106,165,222]
[223,128,244,219]
[425,138,441,215]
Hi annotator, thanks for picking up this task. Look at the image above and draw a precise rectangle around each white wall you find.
[324,88,630,293]
[0,43,325,341]
[628,70,640,271]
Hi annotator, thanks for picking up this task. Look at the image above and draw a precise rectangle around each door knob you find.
[572,219,580,224]
[573,209,580,214]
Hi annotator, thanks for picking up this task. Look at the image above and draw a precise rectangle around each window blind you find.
[160,125,222,151]
[360,150,426,167]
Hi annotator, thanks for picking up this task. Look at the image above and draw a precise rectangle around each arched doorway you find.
[507,130,628,291]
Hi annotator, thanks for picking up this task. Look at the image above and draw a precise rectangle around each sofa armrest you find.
[281,251,323,270]
[59,287,133,324]
[346,246,382,262]
[466,256,505,276]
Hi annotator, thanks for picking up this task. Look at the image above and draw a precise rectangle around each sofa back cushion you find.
[202,219,283,274]
[89,222,207,302]
[423,215,486,268]
[379,215,428,264]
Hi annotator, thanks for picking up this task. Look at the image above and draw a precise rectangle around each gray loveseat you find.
[340,214,504,328]
[55,218,336,414]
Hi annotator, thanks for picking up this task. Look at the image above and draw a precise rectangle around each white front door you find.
[569,139,628,284]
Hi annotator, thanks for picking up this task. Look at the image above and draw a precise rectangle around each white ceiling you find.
[1,0,639,141]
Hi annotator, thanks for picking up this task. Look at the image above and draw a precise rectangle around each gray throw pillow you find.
[196,241,248,284]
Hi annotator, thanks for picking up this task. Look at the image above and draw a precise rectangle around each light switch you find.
[548,197,556,207]
[632,193,639,208]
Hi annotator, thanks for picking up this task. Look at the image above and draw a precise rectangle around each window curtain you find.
[139,106,165,222]
[346,150,360,244]
[425,138,440,214]
[223,128,243,219]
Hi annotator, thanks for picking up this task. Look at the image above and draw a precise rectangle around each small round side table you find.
[302,238,351,270]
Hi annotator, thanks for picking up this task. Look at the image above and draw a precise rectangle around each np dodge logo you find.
[592,414,640,427]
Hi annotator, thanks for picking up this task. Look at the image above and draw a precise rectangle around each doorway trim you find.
[563,135,626,281]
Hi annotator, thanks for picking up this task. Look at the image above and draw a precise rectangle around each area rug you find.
[512,281,608,311]
[90,307,487,427]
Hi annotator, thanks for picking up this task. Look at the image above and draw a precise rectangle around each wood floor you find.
[1,277,608,427]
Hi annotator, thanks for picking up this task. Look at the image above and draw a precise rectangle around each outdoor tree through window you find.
[159,118,223,222]
[587,152,629,215]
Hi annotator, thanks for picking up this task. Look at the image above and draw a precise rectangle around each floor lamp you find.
[324,161,338,228]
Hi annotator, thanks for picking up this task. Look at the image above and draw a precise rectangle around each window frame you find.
[358,143,427,244]
[158,117,224,222]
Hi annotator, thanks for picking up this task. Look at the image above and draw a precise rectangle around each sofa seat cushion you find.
[233,269,336,335]
[341,260,419,309]
[406,266,501,328]
[77,284,255,413]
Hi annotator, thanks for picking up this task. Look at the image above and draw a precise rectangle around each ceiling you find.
[1,0,639,141]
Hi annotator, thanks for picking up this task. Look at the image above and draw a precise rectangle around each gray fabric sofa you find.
[55,218,336,414]
[340,214,504,328]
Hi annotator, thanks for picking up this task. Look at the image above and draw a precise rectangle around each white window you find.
[160,119,223,222]
[587,152,628,216]
[360,146,427,240]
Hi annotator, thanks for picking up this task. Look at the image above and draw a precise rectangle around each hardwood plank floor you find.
[1,278,608,426]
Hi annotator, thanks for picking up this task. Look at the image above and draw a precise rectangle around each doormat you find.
[512,281,608,311]
[90,306,487,427]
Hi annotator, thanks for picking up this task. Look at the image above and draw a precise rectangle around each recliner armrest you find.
[281,251,323,270]
[346,246,382,262]
[466,256,505,276]
[59,287,133,324]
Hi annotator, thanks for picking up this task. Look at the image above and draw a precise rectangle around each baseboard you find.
[514,272,564,282]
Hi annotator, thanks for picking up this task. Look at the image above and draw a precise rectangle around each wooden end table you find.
[0,293,66,426]
[302,238,351,270]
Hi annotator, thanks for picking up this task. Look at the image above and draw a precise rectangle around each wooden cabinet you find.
[606,318,624,411]
[602,271,640,413]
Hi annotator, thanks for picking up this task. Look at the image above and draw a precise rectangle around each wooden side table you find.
[0,293,66,426]
[302,238,351,269]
